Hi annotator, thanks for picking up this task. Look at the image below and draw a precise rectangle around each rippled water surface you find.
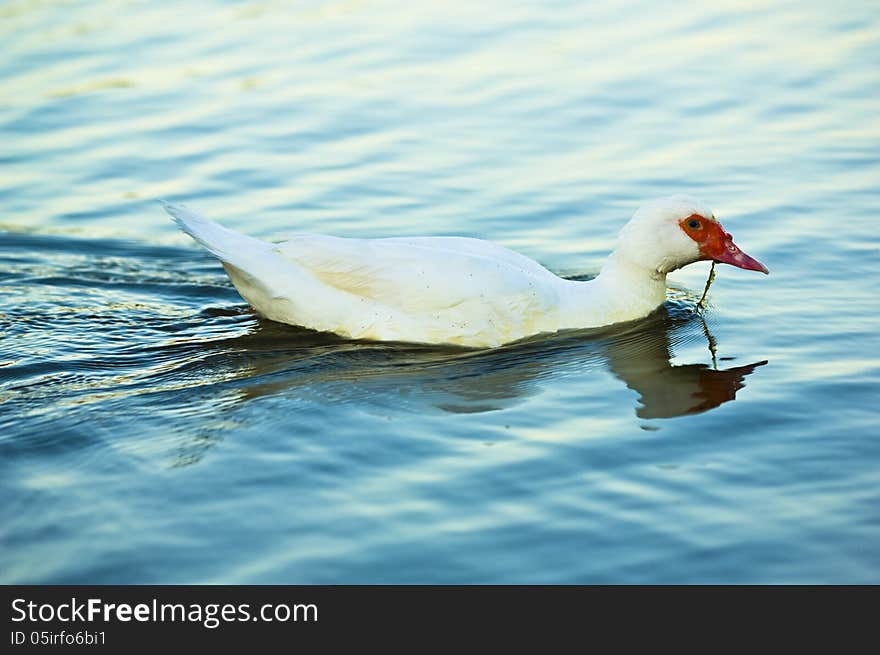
[2,0,879,583]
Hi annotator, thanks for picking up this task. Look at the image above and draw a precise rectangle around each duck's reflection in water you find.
[603,320,765,419]
[205,300,766,419]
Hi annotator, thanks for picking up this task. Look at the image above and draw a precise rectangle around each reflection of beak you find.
[702,226,769,274]
[686,360,768,415]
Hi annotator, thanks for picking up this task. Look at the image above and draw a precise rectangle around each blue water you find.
[2,0,879,583]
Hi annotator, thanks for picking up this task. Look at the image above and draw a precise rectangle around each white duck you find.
[163,195,767,348]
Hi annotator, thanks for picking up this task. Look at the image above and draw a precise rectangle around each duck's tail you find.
[162,201,269,268]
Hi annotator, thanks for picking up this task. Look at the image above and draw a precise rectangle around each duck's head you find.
[614,195,768,275]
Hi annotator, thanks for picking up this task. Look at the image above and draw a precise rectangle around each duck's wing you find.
[271,235,564,346]
[163,200,564,346]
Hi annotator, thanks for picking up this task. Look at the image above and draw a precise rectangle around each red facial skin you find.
[679,214,769,274]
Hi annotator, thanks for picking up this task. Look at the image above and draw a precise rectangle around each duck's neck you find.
[558,251,668,329]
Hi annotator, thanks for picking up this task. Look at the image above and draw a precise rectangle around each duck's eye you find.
[688,219,701,229]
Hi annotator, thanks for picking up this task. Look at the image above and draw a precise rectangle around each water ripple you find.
[2,0,878,583]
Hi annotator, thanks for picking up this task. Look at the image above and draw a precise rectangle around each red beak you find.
[699,222,769,274]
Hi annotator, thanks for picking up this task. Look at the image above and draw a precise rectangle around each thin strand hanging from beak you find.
[697,310,719,370]
[697,260,716,309]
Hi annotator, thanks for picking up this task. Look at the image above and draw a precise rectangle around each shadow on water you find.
[198,300,767,419]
